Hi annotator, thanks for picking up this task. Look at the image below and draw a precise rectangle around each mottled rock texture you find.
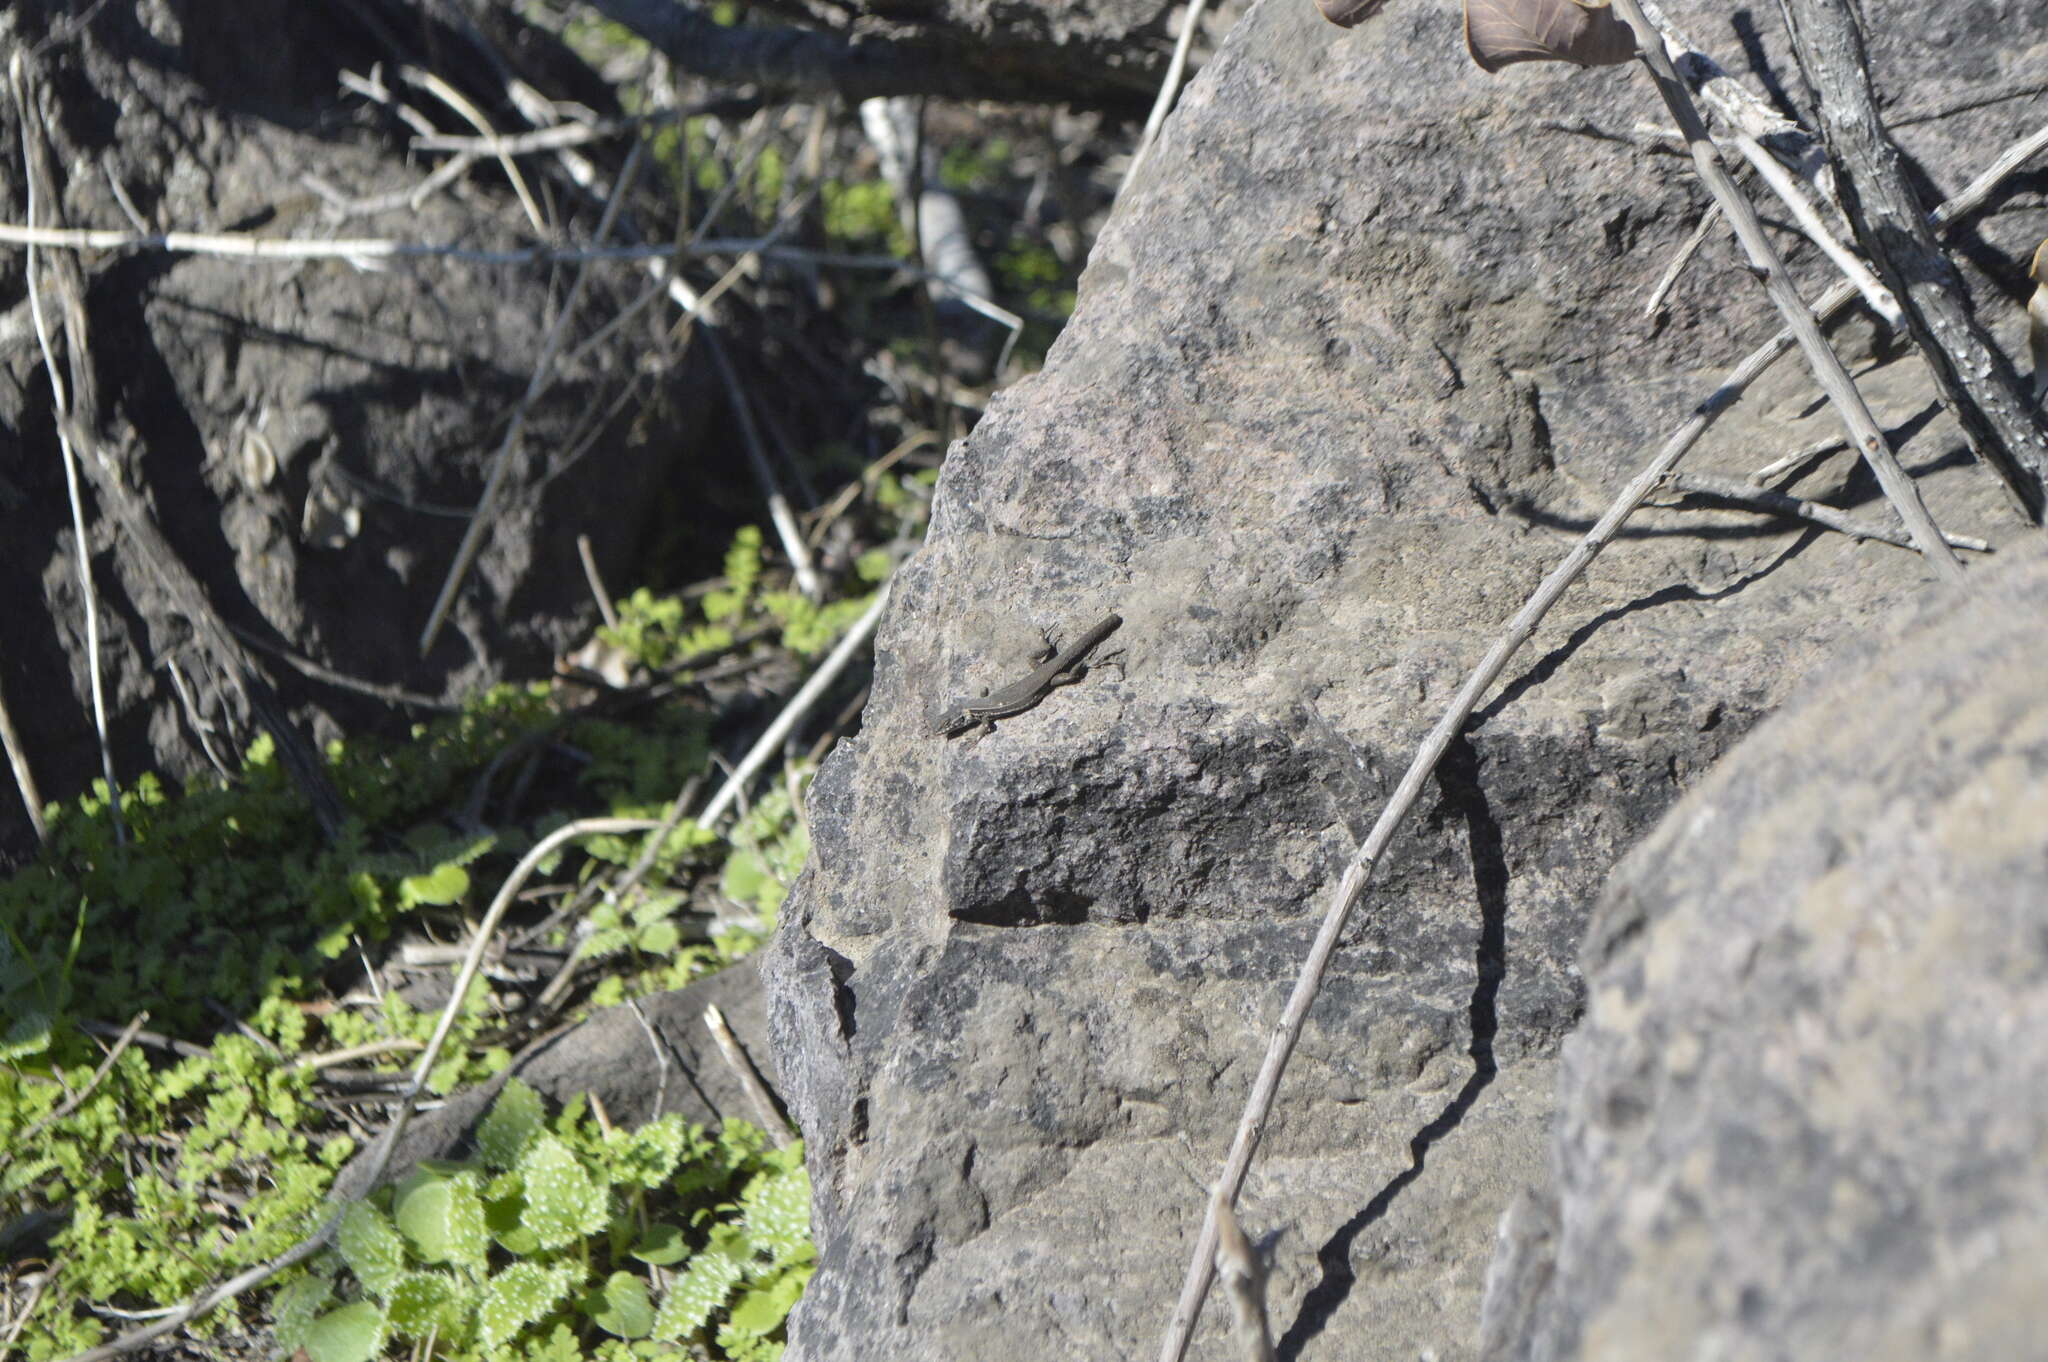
[762,1,2048,1358]
[1485,544,2048,1362]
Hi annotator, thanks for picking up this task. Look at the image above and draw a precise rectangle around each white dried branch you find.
[395,64,548,234]
[1658,471,1990,551]
[1127,0,1214,187]
[1156,95,2048,1362]
[704,1002,796,1145]
[1611,0,1960,580]
[696,584,890,829]
[11,52,124,846]
[1728,129,1898,324]
[1642,201,1720,317]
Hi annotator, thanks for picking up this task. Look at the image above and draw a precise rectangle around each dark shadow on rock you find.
[1276,734,1507,1360]
[1472,531,1817,731]
[1729,11,1801,125]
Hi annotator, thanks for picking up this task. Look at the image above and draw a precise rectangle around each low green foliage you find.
[273,1080,811,1362]
[602,527,882,671]
[1,533,834,1355]
[820,179,907,253]
[940,137,1014,192]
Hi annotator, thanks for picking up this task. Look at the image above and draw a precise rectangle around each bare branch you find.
[1610,0,1963,581]
[1659,472,1991,552]
[417,140,649,655]
[1779,0,2048,522]
[1155,80,2048,1362]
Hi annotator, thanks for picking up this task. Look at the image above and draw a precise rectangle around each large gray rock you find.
[1486,545,2048,1361]
[764,1,2047,1358]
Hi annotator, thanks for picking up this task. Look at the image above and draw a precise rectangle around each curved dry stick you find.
[1160,356,1736,1361]
[1158,109,2048,1362]
[12,53,124,846]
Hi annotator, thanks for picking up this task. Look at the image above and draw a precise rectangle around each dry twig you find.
[1657,472,1991,552]
[0,666,49,845]
[704,1002,795,1145]
[696,585,891,828]
[394,64,547,233]
[18,1011,149,1145]
[417,139,647,655]
[1725,128,1897,324]
[1779,0,2048,521]
[1610,0,1962,581]
[12,52,123,845]
[1127,0,1214,187]
[1641,201,1719,318]
[1157,102,2048,1362]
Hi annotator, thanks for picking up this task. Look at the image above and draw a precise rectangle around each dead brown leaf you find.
[1464,0,1636,72]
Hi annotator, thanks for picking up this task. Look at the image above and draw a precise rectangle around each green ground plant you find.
[273,1081,811,1362]
[2,529,825,1361]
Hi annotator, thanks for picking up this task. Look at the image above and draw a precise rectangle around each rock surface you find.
[763,1,2048,1359]
[1484,544,2048,1362]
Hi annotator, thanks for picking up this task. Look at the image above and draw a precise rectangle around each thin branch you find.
[1642,201,1719,318]
[339,64,437,139]
[1635,0,1824,178]
[704,1002,795,1145]
[302,152,479,219]
[0,669,46,843]
[417,138,647,655]
[1159,326,1748,1362]
[1779,0,2048,521]
[12,52,125,846]
[696,585,889,828]
[0,221,823,264]
[704,330,826,601]
[1659,471,1991,551]
[395,64,546,234]
[61,1227,339,1362]
[292,1039,425,1073]
[19,1010,148,1144]
[1126,0,1213,187]
[1156,103,2048,1362]
[1,1266,50,1357]
[1726,129,1898,325]
[577,533,620,631]
[1610,0,1963,581]
[0,217,1017,286]
[408,98,748,155]
[627,998,672,1120]
[1749,434,1845,485]
[227,623,459,711]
